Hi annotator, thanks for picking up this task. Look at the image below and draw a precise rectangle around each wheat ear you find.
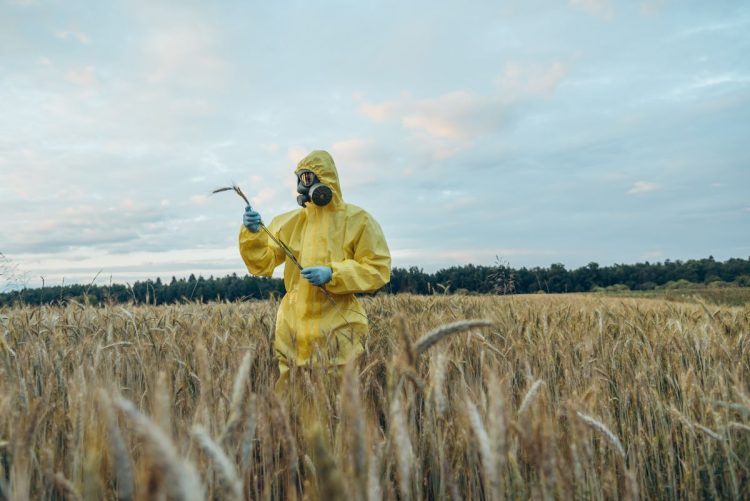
[342,356,367,496]
[464,394,499,501]
[114,397,204,501]
[97,390,134,501]
[390,390,414,500]
[192,425,243,501]
[431,351,448,417]
[52,472,82,501]
[518,379,545,416]
[414,320,494,357]
[575,411,626,460]
[367,441,384,501]
[220,347,255,449]
[309,424,346,500]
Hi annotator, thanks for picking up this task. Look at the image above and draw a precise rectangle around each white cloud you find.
[391,247,555,268]
[689,73,750,90]
[138,13,228,90]
[402,91,477,141]
[3,7,231,153]
[250,187,277,208]
[494,62,568,98]
[639,0,666,17]
[642,249,664,259]
[675,19,748,39]
[2,1,747,284]
[627,181,659,195]
[55,30,90,44]
[9,246,250,288]
[359,101,396,122]
[569,0,614,20]
[259,143,280,154]
[359,62,566,159]
[330,139,392,188]
[191,195,209,205]
[287,146,307,165]
[64,66,97,88]
[7,0,38,7]
[331,138,370,159]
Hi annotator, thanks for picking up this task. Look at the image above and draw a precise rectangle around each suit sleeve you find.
[327,213,391,294]
[239,220,286,277]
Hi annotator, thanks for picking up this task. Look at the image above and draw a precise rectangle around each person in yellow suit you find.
[239,150,391,383]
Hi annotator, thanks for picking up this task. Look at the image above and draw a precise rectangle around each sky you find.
[1,0,749,289]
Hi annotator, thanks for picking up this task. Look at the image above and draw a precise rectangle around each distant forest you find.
[1,256,749,306]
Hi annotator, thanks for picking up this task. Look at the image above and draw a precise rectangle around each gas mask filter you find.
[296,170,333,207]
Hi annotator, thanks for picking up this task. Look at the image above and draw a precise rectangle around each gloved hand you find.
[243,207,262,233]
[301,266,332,286]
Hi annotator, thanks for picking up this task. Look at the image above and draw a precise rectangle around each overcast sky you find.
[1,0,749,288]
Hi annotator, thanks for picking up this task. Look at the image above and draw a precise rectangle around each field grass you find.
[594,286,750,308]
[0,294,748,500]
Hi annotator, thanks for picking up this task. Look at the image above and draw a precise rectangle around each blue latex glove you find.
[243,207,262,233]
[301,266,332,286]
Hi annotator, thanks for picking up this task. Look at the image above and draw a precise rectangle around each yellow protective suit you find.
[239,150,391,372]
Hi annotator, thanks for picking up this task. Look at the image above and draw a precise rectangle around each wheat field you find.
[0,294,748,500]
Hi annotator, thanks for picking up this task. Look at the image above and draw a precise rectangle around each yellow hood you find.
[294,150,343,206]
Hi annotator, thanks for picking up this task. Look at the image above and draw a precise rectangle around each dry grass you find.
[0,293,749,499]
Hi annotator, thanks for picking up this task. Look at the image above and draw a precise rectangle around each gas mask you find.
[296,170,333,208]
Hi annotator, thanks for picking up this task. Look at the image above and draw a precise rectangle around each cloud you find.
[494,62,568,98]
[330,138,371,161]
[0,3,232,154]
[9,246,251,288]
[250,187,277,207]
[133,5,229,90]
[675,18,749,39]
[391,247,556,268]
[0,197,182,254]
[569,0,614,20]
[627,181,659,195]
[259,143,280,154]
[143,25,227,88]
[64,65,97,88]
[359,101,396,122]
[402,91,478,141]
[639,0,667,17]
[191,195,209,205]
[55,30,90,44]
[642,249,664,259]
[2,1,748,284]
[689,73,750,90]
[359,62,567,158]
[287,146,307,164]
[6,0,38,7]
[330,139,392,188]
[655,72,750,104]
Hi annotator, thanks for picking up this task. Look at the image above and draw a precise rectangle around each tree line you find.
[393,256,750,295]
[1,256,748,306]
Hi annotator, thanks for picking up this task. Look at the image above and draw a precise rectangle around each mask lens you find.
[299,171,316,187]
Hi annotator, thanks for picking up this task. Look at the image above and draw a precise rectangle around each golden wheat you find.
[0,294,747,499]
